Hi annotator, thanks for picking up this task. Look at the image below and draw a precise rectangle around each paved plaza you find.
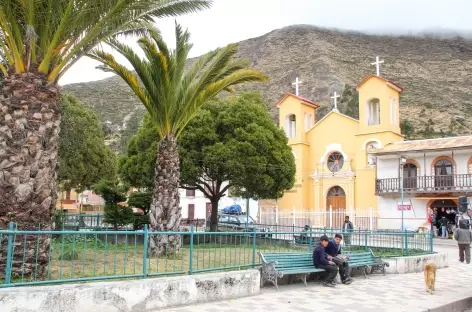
[163,244,472,312]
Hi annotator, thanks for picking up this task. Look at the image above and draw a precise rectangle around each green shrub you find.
[59,249,78,261]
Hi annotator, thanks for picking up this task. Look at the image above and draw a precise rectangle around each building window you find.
[367,98,380,125]
[186,189,195,197]
[327,152,344,172]
[309,114,313,128]
[188,204,195,220]
[434,160,453,176]
[284,114,296,138]
[434,159,454,188]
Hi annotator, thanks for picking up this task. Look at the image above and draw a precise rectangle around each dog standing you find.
[424,263,437,294]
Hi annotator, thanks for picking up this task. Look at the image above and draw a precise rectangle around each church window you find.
[327,152,344,172]
[284,114,296,138]
[327,186,346,197]
[367,98,380,126]
[304,113,309,131]
[365,141,380,166]
[309,114,313,128]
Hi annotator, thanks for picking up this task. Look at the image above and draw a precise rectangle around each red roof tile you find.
[276,92,320,108]
[355,74,404,93]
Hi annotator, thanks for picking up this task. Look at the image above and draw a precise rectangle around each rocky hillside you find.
[63,25,472,151]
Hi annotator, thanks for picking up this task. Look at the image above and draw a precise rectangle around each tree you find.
[92,180,133,230]
[128,191,152,229]
[179,93,296,231]
[119,93,296,232]
[90,24,268,255]
[0,0,210,277]
[340,85,359,119]
[58,94,116,201]
[400,119,415,138]
[118,114,159,190]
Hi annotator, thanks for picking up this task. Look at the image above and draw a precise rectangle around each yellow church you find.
[276,66,404,228]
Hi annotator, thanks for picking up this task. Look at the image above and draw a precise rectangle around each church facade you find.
[276,66,472,230]
[277,73,404,227]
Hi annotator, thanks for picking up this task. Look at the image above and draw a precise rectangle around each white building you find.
[373,136,472,230]
[179,186,259,222]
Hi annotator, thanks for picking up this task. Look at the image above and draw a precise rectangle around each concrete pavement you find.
[164,244,472,312]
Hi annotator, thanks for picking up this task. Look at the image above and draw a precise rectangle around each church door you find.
[326,186,346,229]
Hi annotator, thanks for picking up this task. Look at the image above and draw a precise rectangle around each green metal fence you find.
[0,223,433,288]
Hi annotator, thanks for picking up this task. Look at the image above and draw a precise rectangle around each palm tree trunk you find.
[0,72,60,279]
[148,135,182,257]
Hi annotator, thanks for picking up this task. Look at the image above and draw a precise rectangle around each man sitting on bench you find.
[326,233,353,285]
[313,235,338,287]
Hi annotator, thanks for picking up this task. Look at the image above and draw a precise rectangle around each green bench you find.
[259,252,325,290]
[345,248,389,278]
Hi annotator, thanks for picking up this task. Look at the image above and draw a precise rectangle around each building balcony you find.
[376,174,472,195]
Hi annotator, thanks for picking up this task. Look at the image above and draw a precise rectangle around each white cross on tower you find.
[371,56,384,76]
[331,92,341,112]
[292,77,303,96]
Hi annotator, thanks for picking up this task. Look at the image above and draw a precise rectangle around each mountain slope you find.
[63,25,472,151]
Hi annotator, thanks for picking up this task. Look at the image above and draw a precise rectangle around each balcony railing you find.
[376,174,472,195]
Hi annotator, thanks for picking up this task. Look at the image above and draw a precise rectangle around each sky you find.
[59,0,472,86]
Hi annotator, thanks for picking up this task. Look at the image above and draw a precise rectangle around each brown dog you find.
[424,263,437,294]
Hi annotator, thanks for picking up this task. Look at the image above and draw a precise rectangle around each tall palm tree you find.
[0,0,210,279]
[89,24,268,256]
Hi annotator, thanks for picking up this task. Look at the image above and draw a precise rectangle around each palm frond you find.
[93,22,268,141]
[0,0,212,82]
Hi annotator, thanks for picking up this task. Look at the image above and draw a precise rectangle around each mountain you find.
[63,25,472,151]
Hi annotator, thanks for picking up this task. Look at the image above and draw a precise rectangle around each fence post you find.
[252,228,257,267]
[142,224,148,278]
[292,206,296,227]
[364,230,368,251]
[329,205,333,229]
[369,207,373,231]
[405,232,409,256]
[189,225,194,274]
[4,222,15,285]
[308,226,313,252]
[429,231,434,253]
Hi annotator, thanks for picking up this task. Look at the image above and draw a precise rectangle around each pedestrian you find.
[440,216,448,239]
[325,233,353,285]
[313,235,338,287]
[453,219,472,264]
[343,216,354,245]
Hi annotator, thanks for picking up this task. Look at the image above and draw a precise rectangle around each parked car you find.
[206,213,272,237]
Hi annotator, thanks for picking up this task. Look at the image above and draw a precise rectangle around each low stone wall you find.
[0,269,260,312]
[384,252,448,274]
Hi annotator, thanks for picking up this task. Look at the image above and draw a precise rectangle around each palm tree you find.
[89,24,268,256]
[0,0,210,279]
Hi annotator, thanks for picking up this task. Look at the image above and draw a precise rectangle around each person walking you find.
[313,235,338,287]
[454,219,472,264]
[343,216,354,245]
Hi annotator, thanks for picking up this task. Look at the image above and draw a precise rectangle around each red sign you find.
[397,203,412,211]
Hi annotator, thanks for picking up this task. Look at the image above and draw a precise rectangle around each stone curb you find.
[423,296,472,312]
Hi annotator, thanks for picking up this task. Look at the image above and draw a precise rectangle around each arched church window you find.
[366,141,380,166]
[327,152,344,172]
[367,98,380,126]
[327,186,346,197]
[284,114,296,138]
